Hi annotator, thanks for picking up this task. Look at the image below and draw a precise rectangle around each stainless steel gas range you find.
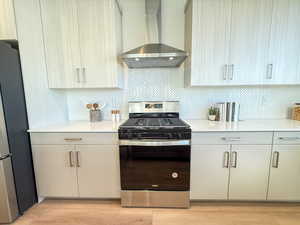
[118,101,191,208]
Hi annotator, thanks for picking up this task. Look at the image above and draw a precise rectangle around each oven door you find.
[119,140,190,191]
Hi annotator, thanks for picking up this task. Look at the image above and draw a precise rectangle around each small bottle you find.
[115,110,121,122]
[111,110,116,122]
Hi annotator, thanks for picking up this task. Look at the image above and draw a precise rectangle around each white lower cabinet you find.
[191,144,272,201]
[76,145,120,198]
[32,131,300,202]
[32,143,120,199]
[32,145,78,198]
[229,145,272,200]
[268,145,300,201]
[191,145,230,200]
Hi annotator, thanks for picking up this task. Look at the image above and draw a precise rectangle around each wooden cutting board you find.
[292,106,300,121]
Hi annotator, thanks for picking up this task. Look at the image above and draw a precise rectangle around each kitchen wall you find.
[66,71,300,121]
[14,0,69,128]
[66,0,300,121]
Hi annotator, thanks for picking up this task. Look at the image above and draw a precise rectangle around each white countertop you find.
[185,119,300,132]
[28,119,300,133]
[28,120,124,133]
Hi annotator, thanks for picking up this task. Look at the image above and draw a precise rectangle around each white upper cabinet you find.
[184,0,232,86]
[228,0,273,85]
[0,0,17,40]
[185,0,273,86]
[40,0,82,88]
[41,0,123,89]
[266,0,300,84]
[185,0,300,86]
[77,0,123,88]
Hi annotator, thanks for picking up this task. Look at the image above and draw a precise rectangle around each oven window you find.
[120,145,190,191]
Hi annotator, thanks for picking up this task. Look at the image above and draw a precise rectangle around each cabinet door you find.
[77,0,120,88]
[40,0,82,88]
[187,0,232,86]
[0,0,17,40]
[266,0,300,84]
[31,145,78,197]
[228,0,273,85]
[229,145,272,200]
[76,145,120,198]
[191,145,230,200]
[268,145,300,201]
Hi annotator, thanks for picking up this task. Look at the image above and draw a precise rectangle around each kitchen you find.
[1,0,300,224]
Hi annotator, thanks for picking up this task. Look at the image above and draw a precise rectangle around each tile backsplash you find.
[66,66,300,121]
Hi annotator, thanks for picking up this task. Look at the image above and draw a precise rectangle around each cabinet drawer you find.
[30,133,118,145]
[192,132,273,145]
[274,132,300,145]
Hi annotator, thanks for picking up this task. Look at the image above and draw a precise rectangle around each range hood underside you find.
[122,55,187,68]
[121,43,188,68]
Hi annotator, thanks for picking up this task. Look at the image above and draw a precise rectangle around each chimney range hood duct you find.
[120,0,188,69]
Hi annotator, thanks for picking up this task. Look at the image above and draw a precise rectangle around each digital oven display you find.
[145,103,163,109]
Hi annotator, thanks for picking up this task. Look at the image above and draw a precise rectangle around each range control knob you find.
[171,172,179,179]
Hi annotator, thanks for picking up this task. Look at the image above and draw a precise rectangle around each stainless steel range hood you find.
[121,43,188,68]
[120,0,188,68]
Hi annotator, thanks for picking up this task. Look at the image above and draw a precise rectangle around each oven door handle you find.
[119,140,191,146]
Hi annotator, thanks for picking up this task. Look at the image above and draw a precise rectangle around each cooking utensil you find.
[93,103,99,110]
[86,104,93,110]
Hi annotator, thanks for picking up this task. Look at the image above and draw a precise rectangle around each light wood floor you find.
[13,200,300,225]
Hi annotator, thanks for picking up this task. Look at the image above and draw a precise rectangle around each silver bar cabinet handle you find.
[272,151,280,168]
[82,67,86,83]
[76,151,80,167]
[69,151,74,167]
[266,64,273,79]
[76,68,81,83]
[231,151,237,168]
[223,65,228,80]
[223,151,230,168]
[229,64,234,80]
[64,138,83,142]
[222,137,241,142]
[278,137,300,141]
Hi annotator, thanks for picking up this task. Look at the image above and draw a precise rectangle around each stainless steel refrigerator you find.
[0,41,37,223]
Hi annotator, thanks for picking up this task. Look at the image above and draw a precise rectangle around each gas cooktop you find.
[120,117,189,128]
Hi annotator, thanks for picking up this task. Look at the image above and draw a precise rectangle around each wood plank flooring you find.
[13,200,300,225]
